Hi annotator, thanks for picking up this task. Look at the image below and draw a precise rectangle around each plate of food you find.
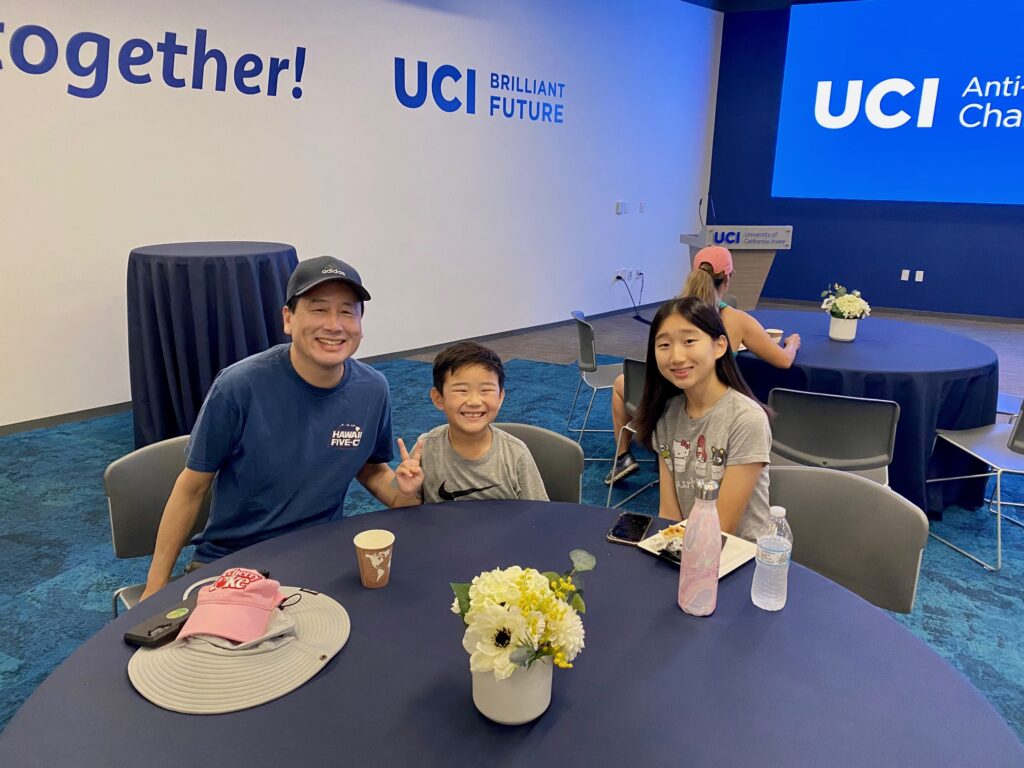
[637,521,756,579]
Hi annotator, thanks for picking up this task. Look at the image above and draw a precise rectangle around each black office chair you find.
[768,388,900,485]
[606,358,659,508]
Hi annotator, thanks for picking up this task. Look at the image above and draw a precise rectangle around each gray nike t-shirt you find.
[419,424,548,503]
[653,388,771,542]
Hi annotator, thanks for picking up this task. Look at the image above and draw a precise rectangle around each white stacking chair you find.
[566,311,622,456]
[925,401,1024,571]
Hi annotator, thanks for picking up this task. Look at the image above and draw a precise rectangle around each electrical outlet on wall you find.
[915,270,924,282]
[900,269,910,281]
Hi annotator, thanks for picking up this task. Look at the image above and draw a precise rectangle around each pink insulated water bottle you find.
[677,464,722,616]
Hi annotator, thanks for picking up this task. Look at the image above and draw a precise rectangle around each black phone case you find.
[123,592,199,648]
[607,513,653,544]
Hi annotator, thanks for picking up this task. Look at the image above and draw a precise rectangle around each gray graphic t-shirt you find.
[419,425,549,504]
[653,388,771,542]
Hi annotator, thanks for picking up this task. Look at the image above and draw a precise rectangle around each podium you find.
[680,226,792,310]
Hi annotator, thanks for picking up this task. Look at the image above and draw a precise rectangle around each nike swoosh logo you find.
[438,481,498,501]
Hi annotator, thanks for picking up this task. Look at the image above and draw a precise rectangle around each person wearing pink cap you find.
[605,246,800,484]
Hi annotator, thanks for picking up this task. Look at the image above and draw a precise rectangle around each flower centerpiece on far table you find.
[451,549,595,725]
[821,283,871,341]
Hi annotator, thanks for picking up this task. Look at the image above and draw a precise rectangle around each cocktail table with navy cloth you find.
[126,241,298,448]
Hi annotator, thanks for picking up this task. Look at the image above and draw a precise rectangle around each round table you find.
[126,241,298,448]
[1,502,1020,767]
[739,309,999,513]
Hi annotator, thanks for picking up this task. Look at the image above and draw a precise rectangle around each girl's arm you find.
[716,462,765,535]
[658,458,683,520]
[735,311,799,369]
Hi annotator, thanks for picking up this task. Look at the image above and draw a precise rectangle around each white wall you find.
[0,0,722,426]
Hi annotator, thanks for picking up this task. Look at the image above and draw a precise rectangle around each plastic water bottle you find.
[751,506,794,611]
[678,463,722,617]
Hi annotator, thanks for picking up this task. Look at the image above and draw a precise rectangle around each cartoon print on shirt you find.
[671,439,690,463]
[711,446,726,467]
[710,445,727,481]
[695,435,708,466]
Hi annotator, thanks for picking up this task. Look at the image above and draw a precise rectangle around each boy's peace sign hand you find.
[394,437,425,497]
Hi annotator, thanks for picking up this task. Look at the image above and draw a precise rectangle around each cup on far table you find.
[766,328,784,344]
[353,529,395,588]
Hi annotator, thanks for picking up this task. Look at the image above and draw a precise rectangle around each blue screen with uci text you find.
[772,0,1024,206]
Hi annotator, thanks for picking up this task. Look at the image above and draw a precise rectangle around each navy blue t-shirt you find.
[185,344,393,560]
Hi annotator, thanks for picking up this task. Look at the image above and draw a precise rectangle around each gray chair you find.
[606,358,659,508]
[103,435,212,616]
[495,423,585,503]
[925,401,1024,571]
[769,465,929,613]
[567,311,623,453]
[768,388,900,484]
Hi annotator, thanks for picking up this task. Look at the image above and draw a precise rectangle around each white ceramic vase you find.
[829,315,859,342]
[472,659,553,725]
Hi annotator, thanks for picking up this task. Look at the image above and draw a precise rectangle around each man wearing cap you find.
[141,257,423,600]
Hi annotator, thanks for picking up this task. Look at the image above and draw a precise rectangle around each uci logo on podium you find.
[394,57,476,114]
[814,78,940,129]
[713,231,741,245]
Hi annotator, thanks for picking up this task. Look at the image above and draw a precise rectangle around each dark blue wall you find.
[708,9,1024,318]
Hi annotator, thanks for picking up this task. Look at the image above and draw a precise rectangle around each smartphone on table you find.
[606,512,653,545]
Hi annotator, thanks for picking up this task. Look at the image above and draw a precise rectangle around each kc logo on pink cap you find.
[178,568,286,644]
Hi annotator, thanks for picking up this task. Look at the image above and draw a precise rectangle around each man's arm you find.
[140,468,215,601]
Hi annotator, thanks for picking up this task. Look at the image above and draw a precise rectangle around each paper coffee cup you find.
[353,529,395,588]
[766,328,783,343]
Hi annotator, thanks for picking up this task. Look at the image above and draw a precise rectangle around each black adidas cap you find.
[286,256,371,303]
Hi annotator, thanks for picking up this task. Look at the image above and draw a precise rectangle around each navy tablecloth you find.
[739,310,999,514]
[2,501,1020,767]
[126,242,298,448]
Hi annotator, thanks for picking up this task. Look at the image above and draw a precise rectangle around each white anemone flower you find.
[462,602,529,679]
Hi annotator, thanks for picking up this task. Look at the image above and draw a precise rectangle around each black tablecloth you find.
[739,310,999,514]
[127,242,298,448]
[2,502,1020,767]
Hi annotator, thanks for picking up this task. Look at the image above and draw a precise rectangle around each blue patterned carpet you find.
[1,356,1022,740]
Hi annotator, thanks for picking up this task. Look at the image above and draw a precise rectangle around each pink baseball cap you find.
[178,568,286,644]
[693,246,734,277]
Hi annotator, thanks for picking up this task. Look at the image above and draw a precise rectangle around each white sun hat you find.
[127,587,350,714]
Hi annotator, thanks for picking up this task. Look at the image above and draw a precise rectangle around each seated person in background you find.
[606,245,799,484]
[416,341,548,503]
[632,296,771,541]
[141,256,423,601]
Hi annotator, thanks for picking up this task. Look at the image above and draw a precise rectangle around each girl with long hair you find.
[631,296,771,541]
[605,246,798,484]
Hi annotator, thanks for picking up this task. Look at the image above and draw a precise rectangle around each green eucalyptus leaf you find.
[569,549,596,573]
[543,571,560,585]
[510,647,532,666]
[451,582,471,617]
[571,592,586,614]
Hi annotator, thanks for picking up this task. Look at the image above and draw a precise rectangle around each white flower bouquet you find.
[821,283,871,319]
[451,550,595,680]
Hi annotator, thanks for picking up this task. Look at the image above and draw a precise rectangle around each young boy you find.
[409,341,548,503]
